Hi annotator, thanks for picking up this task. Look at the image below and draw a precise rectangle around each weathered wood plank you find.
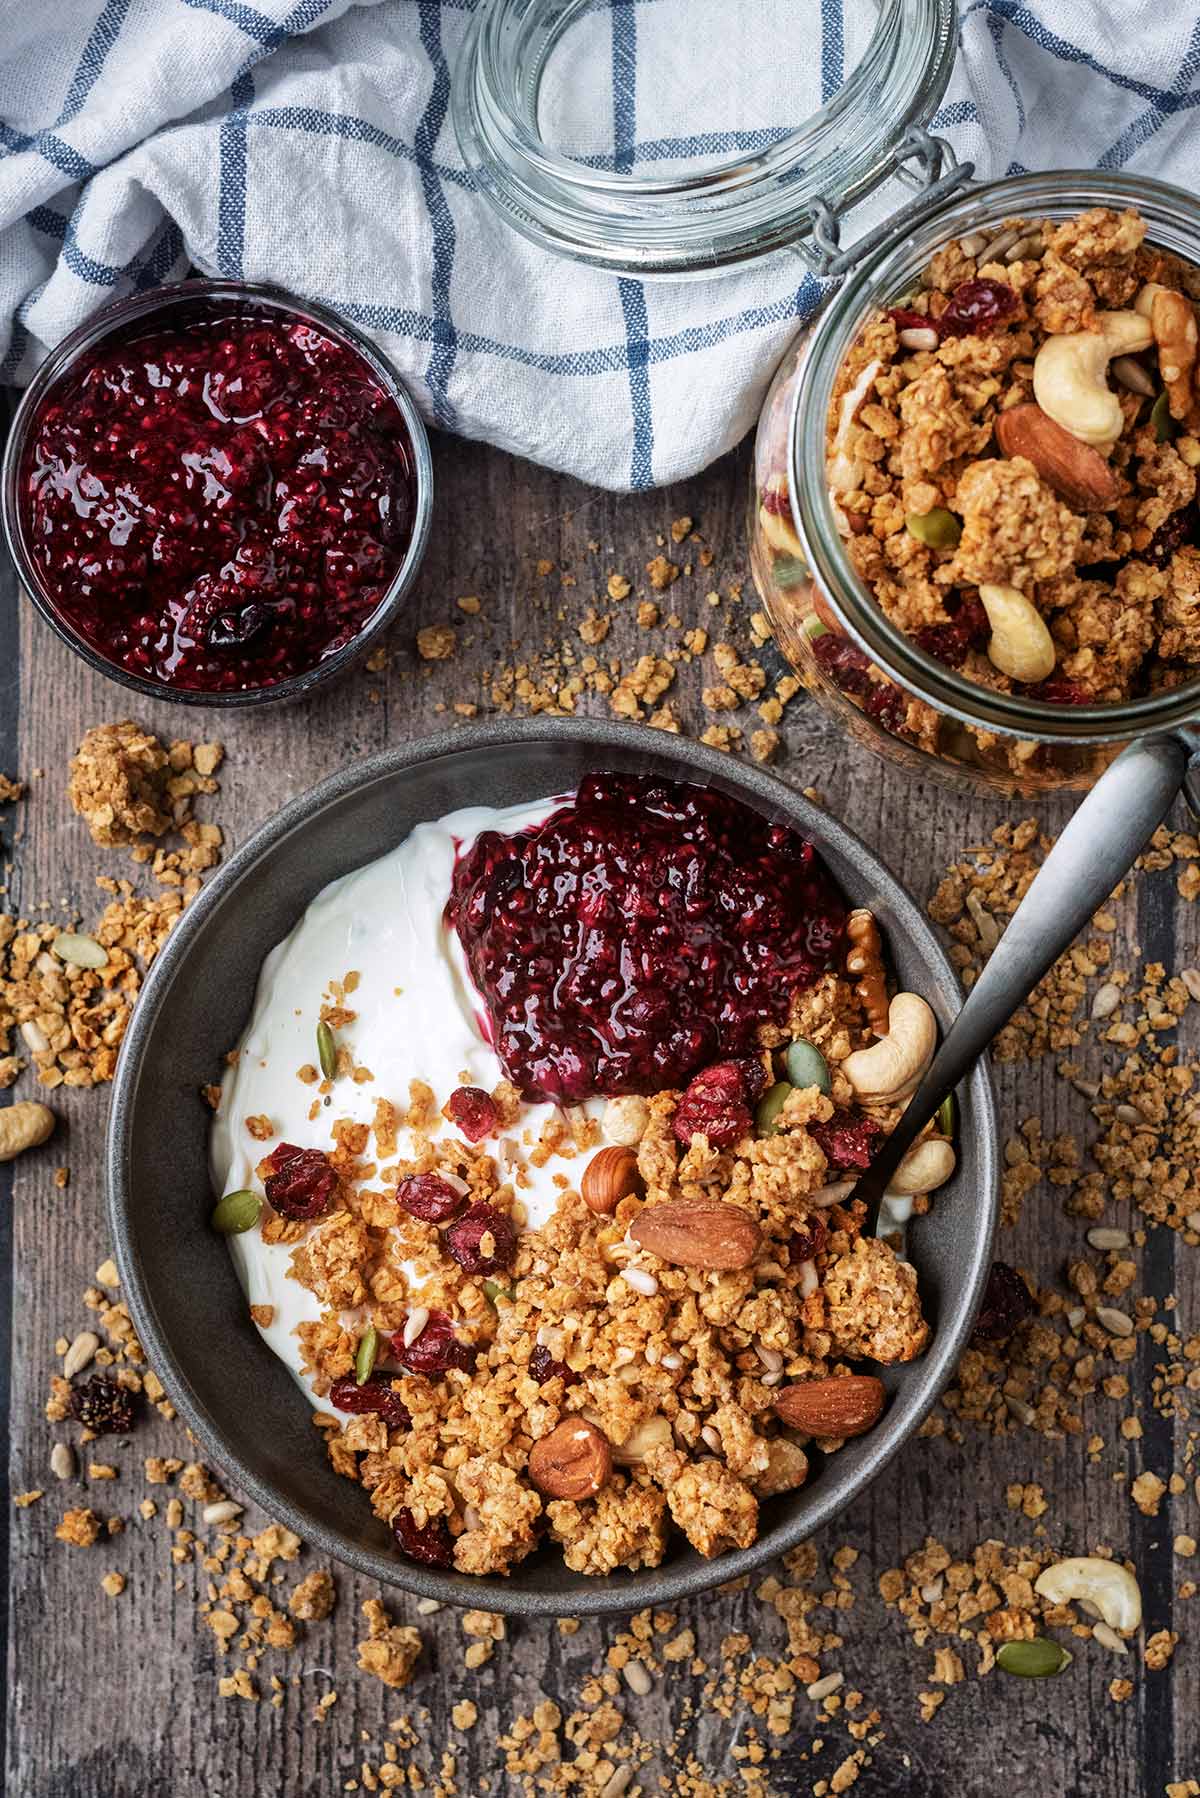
[3,430,1196,1797]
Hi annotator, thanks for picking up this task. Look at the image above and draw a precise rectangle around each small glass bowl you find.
[1,280,434,710]
[749,170,1200,797]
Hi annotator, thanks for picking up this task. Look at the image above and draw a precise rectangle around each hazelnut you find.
[527,1419,613,1500]
[581,1146,643,1216]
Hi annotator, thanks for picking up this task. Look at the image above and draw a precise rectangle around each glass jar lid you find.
[453,0,966,278]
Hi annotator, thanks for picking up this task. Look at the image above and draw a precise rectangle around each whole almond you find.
[630,1202,761,1270]
[581,1146,643,1215]
[772,1374,886,1439]
[528,1418,612,1500]
[994,404,1120,511]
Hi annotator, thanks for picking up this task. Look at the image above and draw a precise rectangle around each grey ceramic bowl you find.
[107,719,999,1616]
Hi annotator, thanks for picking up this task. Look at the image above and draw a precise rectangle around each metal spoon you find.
[855,726,1200,1233]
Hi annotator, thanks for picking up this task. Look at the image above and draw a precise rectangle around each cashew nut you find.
[886,1136,957,1196]
[978,582,1057,683]
[1033,310,1154,447]
[612,1414,673,1466]
[840,993,937,1104]
[1034,1556,1142,1633]
[0,1100,55,1163]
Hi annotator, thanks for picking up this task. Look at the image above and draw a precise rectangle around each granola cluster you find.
[798,207,1200,763]
[227,961,937,1579]
[0,726,224,1090]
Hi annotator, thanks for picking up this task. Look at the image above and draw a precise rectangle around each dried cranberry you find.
[445,1201,517,1275]
[810,1109,883,1171]
[673,1060,760,1148]
[391,1309,477,1374]
[528,1343,580,1386]
[18,300,416,694]
[398,1172,467,1224]
[971,1261,1035,1343]
[810,633,910,735]
[392,1506,454,1568]
[1143,505,1196,568]
[888,306,938,338]
[915,596,989,670]
[443,1086,497,1143]
[264,1143,338,1220]
[1022,677,1091,705]
[789,1216,828,1263]
[447,774,846,1104]
[69,1376,136,1435]
[329,1375,411,1430]
[938,278,1019,339]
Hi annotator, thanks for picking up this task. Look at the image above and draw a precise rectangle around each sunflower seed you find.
[1072,1078,1100,1100]
[600,1770,633,1798]
[959,232,988,257]
[1096,1306,1134,1338]
[756,1344,784,1373]
[211,1189,262,1235]
[1111,355,1156,397]
[661,1353,683,1370]
[1115,1104,1146,1126]
[402,1306,429,1348]
[1180,968,1200,1003]
[898,325,939,352]
[1186,1211,1200,1233]
[976,226,1021,266]
[63,1330,100,1379]
[317,1019,337,1081]
[50,1442,76,1481]
[806,1671,844,1702]
[52,932,108,970]
[1005,234,1044,263]
[701,1425,722,1452]
[622,1662,653,1696]
[20,1020,48,1053]
[1092,1621,1129,1655]
[1091,983,1122,1020]
[1066,1306,1086,1332]
[416,1598,442,1615]
[202,1499,244,1526]
[1087,1228,1130,1251]
[1005,1394,1036,1427]
[622,1266,658,1298]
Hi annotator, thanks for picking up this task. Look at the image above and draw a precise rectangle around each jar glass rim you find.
[791,168,1200,747]
[453,0,958,276]
[1,279,434,710]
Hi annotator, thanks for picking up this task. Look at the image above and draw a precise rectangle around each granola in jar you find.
[210,776,953,1577]
[751,198,1200,791]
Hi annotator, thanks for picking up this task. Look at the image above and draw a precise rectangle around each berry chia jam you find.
[16,294,417,693]
[447,773,847,1103]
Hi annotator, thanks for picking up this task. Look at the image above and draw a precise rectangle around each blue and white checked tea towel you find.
[2,1,1199,490]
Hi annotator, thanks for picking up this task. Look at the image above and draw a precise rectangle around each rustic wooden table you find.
[2,428,1196,1798]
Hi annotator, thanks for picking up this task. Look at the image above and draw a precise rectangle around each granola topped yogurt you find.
[210,775,952,1577]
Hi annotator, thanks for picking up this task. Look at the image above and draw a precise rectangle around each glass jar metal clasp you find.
[798,126,976,279]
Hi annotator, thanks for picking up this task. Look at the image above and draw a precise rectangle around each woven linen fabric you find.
[2,1,1198,490]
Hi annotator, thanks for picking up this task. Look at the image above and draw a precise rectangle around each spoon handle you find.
[855,730,1199,1225]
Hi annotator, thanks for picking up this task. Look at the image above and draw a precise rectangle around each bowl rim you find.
[0,277,434,710]
[106,717,999,1614]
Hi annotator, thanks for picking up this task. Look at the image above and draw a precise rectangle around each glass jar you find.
[749,171,1200,795]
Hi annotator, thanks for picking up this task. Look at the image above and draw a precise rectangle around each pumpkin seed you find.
[52,931,108,970]
[784,1039,831,1095]
[755,1080,794,1137]
[800,613,830,639]
[1151,391,1173,442]
[211,1189,262,1235]
[936,1093,955,1139]
[905,508,961,550]
[355,1325,379,1385]
[483,1279,515,1304]
[317,1019,337,1081]
[996,1638,1071,1678]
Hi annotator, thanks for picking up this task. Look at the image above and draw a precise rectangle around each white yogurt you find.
[210,793,604,1404]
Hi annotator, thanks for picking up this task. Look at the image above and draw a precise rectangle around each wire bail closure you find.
[800,127,976,279]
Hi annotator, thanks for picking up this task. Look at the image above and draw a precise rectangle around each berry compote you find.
[17,295,416,693]
[447,774,847,1103]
